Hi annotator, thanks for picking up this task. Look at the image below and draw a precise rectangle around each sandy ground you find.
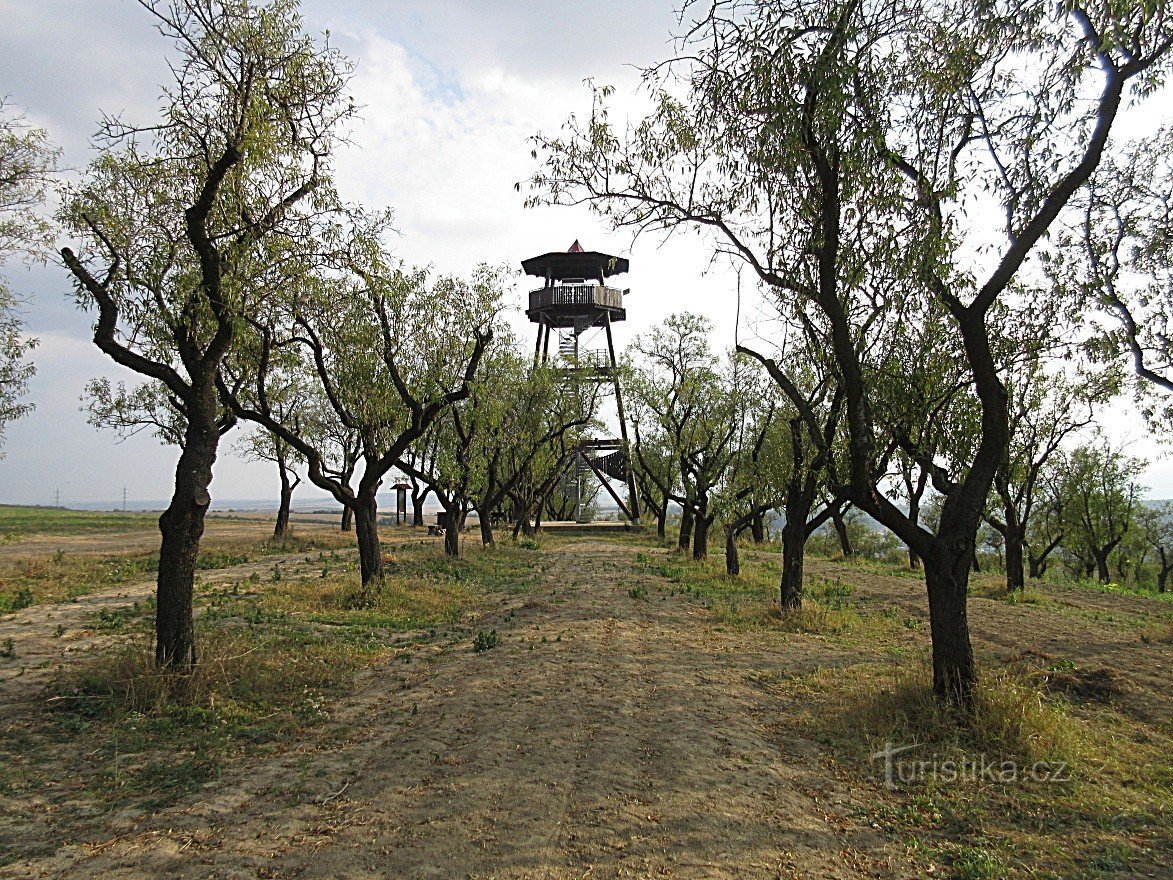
[0,518,276,560]
[1,538,1170,879]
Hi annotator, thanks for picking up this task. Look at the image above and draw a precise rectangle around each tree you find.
[628,314,738,560]
[1059,441,1145,583]
[60,0,353,670]
[718,369,785,578]
[1065,125,1173,428]
[984,359,1113,590]
[0,98,59,450]
[1138,501,1173,592]
[228,243,498,579]
[399,330,592,554]
[1023,459,1067,581]
[739,341,844,607]
[235,415,303,540]
[629,399,678,539]
[400,426,440,526]
[530,0,1173,703]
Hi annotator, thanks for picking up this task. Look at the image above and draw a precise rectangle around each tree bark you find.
[155,411,219,670]
[412,495,425,527]
[443,504,464,556]
[479,511,495,548]
[779,521,806,611]
[907,493,922,571]
[1094,548,1112,583]
[352,492,384,585]
[341,504,354,532]
[724,525,740,576]
[1004,519,1025,591]
[922,548,977,705]
[692,493,711,561]
[779,490,814,611]
[656,505,667,539]
[273,456,296,540]
[751,512,766,544]
[692,514,712,561]
[677,503,693,553]
[831,506,853,558]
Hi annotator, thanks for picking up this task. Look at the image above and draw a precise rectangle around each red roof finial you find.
[568,239,584,253]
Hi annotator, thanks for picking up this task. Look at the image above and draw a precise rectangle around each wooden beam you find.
[581,451,632,521]
[604,311,640,524]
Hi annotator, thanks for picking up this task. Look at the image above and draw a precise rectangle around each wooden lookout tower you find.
[523,241,641,526]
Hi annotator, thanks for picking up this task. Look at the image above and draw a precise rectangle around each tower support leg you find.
[605,312,641,525]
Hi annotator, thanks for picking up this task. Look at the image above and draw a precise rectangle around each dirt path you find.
[3,540,913,880]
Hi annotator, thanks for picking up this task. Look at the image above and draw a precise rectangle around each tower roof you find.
[522,242,629,280]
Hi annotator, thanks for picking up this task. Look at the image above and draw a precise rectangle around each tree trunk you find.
[1004,519,1025,591]
[677,503,693,553]
[479,511,495,547]
[1028,553,1045,580]
[779,520,806,611]
[353,492,384,585]
[155,417,219,670]
[751,512,766,543]
[341,504,354,532]
[725,525,740,576]
[1094,548,1111,583]
[1159,566,1170,593]
[656,504,667,539]
[273,463,293,540]
[922,548,977,705]
[831,507,853,557]
[908,495,921,570]
[692,492,710,561]
[778,483,816,610]
[443,504,463,557]
[692,514,711,561]
[412,495,425,527]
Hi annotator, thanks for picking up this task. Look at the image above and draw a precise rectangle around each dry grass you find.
[780,651,1172,880]
[0,530,356,609]
[635,549,899,639]
[813,659,1089,767]
[56,627,371,722]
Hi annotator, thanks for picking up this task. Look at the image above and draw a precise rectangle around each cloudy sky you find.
[0,0,1167,508]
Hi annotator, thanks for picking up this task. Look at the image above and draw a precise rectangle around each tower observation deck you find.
[524,241,640,526]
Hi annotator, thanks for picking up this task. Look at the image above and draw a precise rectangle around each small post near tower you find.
[523,241,641,526]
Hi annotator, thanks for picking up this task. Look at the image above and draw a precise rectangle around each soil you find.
[1,537,1170,879]
[0,520,350,700]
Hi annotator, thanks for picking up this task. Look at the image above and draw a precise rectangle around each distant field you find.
[0,505,161,538]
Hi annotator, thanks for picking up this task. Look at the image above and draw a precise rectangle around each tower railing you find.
[528,284,625,312]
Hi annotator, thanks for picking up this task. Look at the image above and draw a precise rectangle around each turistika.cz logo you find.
[870,742,1071,790]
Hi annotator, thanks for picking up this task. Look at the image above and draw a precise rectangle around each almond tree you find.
[60,0,353,670]
[1138,501,1173,592]
[1059,440,1145,583]
[530,0,1173,704]
[400,330,595,554]
[227,242,498,582]
[984,359,1115,589]
[1066,125,1173,427]
[0,98,58,450]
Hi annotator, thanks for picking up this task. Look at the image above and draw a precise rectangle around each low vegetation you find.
[0,535,540,864]
[0,531,356,612]
[0,504,160,539]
